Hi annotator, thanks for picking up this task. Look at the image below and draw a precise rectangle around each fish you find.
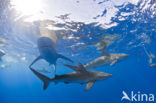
[150,64,156,67]
[30,62,112,91]
[84,53,129,69]
[29,37,73,72]
[84,34,128,69]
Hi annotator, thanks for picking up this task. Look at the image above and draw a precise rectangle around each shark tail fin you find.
[30,67,51,90]
[58,54,74,63]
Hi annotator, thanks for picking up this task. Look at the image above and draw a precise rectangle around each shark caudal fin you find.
[30,67,51,90]
[58,54,74,63]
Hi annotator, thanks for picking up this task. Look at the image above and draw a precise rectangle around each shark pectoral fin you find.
[64,63,86,71]
[43,82,50,90]
[58,54,74,63]
[29,56,42,68]
[110,60,117,66]
[77,62,86,71]
[85,80,96,91]
[30,67,51,90]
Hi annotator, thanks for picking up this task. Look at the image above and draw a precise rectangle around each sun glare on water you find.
[11,0,44,21]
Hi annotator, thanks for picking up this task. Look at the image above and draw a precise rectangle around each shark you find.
[83,34,128,69]
[150,64,156,67]
[29,37,73,72]
[30,62,112,91]
[84,53,129,69]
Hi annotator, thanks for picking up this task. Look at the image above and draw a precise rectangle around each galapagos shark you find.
[30,62,112,91]
[83,34,129,69]
[84,34,128,69]
[150,64,156,67]
[29,37,73,72]
[84,53,129,69]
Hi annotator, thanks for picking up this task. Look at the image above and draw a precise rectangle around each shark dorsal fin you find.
[64,64,78,71]
[58,54,74,63]
[85,80,96,91]
[101,50,110,56]
[64,63,86,72]
[77,62,86,71]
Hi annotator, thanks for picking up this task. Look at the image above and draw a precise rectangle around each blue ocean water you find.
[0,0,156,103]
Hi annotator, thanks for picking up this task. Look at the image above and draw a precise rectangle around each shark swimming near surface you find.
[30,62,112,91]
[150,64,156,67]
[84,53,129,69]
[84,35,129,69]
[29,37,73,72]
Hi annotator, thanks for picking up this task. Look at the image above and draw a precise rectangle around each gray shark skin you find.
[84,34,128,69]
[150,64,156,67]
[29,37,73,72]
[84,53,129,69]
[30,63,112,91]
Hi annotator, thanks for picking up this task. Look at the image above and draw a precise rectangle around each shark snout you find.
[125,54,129,57]
[105,74,112,78]
[120,54,129,59]
[99,72,112,78]
[108,74,112,77]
